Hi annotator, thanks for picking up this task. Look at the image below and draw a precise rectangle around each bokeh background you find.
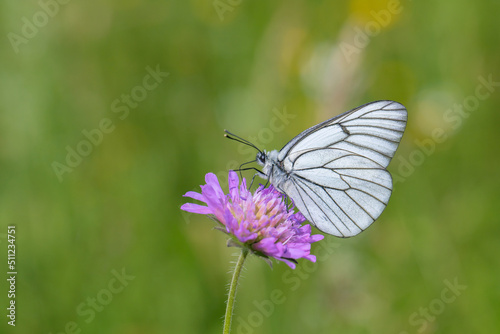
[1,0,499,333]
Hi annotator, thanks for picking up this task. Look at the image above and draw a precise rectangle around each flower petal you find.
[303,254,316,262]
[183,191,205,202]
[202,184,226,211]
[282,242,311,259]
[228,170,240,202]
[253,237,282,257]
[205,173,225,200]
[310,234,325,242]
[180,203,212,214]
[275,257,297,269]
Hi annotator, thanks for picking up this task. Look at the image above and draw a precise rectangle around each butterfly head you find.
[256,151,267,167]
[256,149,280,178]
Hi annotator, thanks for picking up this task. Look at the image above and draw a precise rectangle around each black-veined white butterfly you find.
[226,101,407,237]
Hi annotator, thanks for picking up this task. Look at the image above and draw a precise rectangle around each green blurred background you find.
[1,0,499,333]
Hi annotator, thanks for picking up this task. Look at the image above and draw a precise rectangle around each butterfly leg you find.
[236,160,256,180]
[263,164,272,188]
[279,190,290,212]
[233,167,263,189]
[249,173,257,189]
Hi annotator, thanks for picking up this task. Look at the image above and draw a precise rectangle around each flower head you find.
[181,171,324,269]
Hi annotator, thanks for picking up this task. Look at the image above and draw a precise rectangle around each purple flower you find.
[181,171,324,269]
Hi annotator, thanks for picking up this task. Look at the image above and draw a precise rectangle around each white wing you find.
[279,101,407,237]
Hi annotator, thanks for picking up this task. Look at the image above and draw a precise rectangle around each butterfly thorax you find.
[256,150,288,193]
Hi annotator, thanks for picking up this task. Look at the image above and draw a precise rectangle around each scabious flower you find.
[181,171,324,269]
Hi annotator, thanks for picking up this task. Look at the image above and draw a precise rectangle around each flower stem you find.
[223,248,249,334]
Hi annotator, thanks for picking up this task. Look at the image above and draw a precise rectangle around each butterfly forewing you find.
[279,101,407,237]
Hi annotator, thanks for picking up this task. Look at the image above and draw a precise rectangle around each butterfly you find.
[226,101,407,237]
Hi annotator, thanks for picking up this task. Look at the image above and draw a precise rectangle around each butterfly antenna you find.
[224,130,262,154]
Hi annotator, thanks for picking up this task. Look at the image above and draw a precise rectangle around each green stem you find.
[223,248,249,334]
